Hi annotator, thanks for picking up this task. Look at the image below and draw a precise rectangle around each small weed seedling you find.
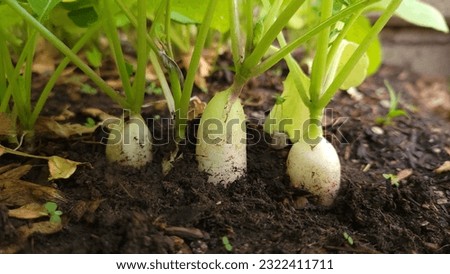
[383,173,400,187]
[376,80,407,125]
[343,232,354,246]
[44,202,63,223]
[221,236,233,252]
[84,117,96,128]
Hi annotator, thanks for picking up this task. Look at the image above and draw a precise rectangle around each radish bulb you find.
[287,137,340,206]
[196,88,246,186]
[106,113,152,168]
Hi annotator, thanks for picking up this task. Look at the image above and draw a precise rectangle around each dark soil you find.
[1,64,449,254]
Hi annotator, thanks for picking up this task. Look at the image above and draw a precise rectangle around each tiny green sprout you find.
[221,236,233,252]
[44,202,63,223]
[146,82,163,95]
[383,173,400,187]
[80,83,98,95]
[375,80,407,126]
[343,232,354,246]
[84,117,96,128]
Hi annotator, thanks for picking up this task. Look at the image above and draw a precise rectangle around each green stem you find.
[149,50,175,113]
[0,36,12,112]
[229,0,242,74]
[0,44,6,103]
[325,11,362,70]
[177,0,218,140]
[102,0,134,108]
[30,23,102,127]
[318,0,402,109]
[115,0,160,54]
[3,0,127,108]
[276,34,311,109]
[132,0,148,114]
[309,0,333,105]
[165,0,174,58]
[244,0,254,55]
[250,0,378,78]
[115,0,178,112]
[240,0,305,77]
[306,108,324,142]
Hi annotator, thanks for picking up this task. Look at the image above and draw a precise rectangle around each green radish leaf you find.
[61,0,95,11]
[327,40,369,90]
[28,0,61,18]
[171,11,197,25]
[170,0,230,33]
[0,5,24,46]
[67,6,98,27]
[368,0,448,33]
[346,15,382,75]
[264,73,310,143]
[396,0,448,33]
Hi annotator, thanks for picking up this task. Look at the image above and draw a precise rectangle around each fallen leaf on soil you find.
[0,146,4,157]
[36,117,98,138]
[0,179,65,207]
[8,203,47,220]
[188,96,206,120]
[51,107,76,122]
[434,161,450,174]
[0,221,63,254]
[0,164,32,180]
[397,169,413,181]
[48,156,82,180]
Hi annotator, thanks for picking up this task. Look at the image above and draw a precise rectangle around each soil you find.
[1,62,449,254]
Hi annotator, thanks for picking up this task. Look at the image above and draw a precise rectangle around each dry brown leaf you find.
[0,163,20,174]
[435,161,450,174]
[182,52,212,91]
[32,39,58,75]
[8,203,47,220]
[82,108,116,122]
[0,164,32,180]
[0,220,63,254]
[48,156,81,180]
[0,113,15,136]
[445,147,450,156]
[36,117,98,138]
[0,146,6,157]
[188,96,206,120]
[18,220,63,238]
[397,169,413,181]
[0,179,65,207]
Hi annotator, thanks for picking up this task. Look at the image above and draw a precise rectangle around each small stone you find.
[380,100,390,109]
[432,148,441,154]
[371,126,384,135]
[294,196,309,209]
